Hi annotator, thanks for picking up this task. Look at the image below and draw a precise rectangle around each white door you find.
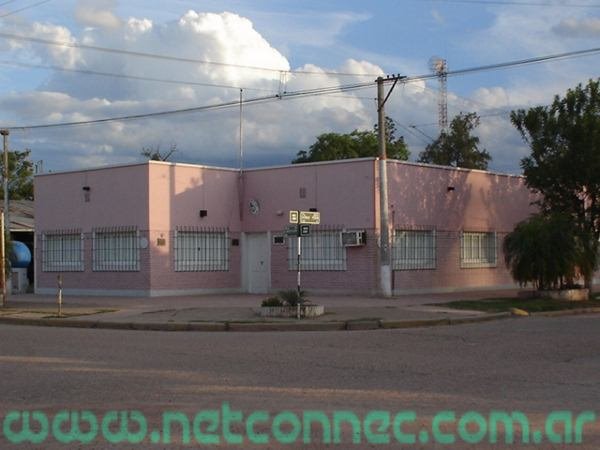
[245,233,270,294]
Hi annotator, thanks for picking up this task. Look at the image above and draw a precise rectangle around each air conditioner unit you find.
[341,230,366,247]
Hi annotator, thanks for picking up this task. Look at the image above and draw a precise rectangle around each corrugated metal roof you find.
[8,200,34,232]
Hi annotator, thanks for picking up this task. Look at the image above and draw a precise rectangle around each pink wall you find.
[387,161,537,232]
[34,158,538,296]
[242,159,377,232]
[35,164,150,292]
[146,163,241,293]
[242,159,378,293]
[387,161,537,293]
[147,162,241,232]
[35,163,149,231]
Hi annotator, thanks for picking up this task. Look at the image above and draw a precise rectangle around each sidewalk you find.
[0,290,521,332]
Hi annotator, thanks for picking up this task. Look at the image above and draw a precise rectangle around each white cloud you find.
[553,17,600,38]
[0,8,555,174]
[11,22,82,68]
[75,0,122,29]
[0,10,396,170]
[472,87,512,109]
[250,10,370,50]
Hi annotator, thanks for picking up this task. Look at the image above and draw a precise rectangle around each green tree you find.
[0,149,34,201]
[511,79,600,293]
[292,116,409,163]
[417,112,491,169]
[503,214,584,290]
[141,143,177,161]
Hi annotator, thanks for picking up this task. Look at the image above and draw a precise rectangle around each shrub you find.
[277,290,307,307]
[261,297,283,307]
[503,213,584,291]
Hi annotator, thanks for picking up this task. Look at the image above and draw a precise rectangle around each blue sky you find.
[0,0,599,173]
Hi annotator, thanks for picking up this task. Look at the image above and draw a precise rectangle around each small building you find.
[34,158,536,296]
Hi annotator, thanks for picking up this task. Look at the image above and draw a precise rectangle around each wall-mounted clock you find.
[249,199,260,215]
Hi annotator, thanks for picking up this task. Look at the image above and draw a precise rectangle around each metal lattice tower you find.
[429,57,448,132]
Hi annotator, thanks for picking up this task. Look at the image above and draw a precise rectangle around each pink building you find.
[34,158,536,296]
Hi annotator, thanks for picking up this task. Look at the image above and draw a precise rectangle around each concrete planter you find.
[259,305,325,318]
[541,288,589,302]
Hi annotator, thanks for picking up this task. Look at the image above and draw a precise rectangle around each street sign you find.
[289,211,299,224]
[299,211,320,224]
[300,224,310,236]
[285,224,298,236]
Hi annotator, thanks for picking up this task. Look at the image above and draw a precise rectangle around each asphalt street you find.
[0,315,599,449]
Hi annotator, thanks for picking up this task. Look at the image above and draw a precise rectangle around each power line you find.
[0,0,52,18]
[392,120,434,145]
[3,81,375,131]
[0,60,275,92]
[0,0,19,8]
[4,45,600,131]
[401,46,600,87]
[0,31,380,78]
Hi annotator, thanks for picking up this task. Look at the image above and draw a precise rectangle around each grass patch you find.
[432,296,600,313]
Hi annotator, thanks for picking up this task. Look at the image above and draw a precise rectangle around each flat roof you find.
[34,157,523,179]
[34,160,239,177]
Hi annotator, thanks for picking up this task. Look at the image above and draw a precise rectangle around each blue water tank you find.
[10,241,31,268]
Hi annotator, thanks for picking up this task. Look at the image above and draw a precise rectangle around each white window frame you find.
[42,231,84,272]
[174,229,229,272]
[288,229,346,271]
[461,231,497,268]
[92,227,140,272]
[393,229,436,270]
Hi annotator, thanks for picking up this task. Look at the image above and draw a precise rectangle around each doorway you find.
[244,233,270,294]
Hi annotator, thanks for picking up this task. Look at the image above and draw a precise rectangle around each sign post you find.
[0,211,5,308]
[289,210,320,318]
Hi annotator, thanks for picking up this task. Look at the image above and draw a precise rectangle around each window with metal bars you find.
[393,229,436,270]
[41,230,84,272]
[288,228,346,271]
[92,226,140,271]
[174,227,229,272]
[461,231,497,268]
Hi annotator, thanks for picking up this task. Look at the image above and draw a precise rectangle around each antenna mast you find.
[429,57,448,132]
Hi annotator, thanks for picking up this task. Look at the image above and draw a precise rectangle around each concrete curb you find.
[530,307,600,318]
[0,311,521,332]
